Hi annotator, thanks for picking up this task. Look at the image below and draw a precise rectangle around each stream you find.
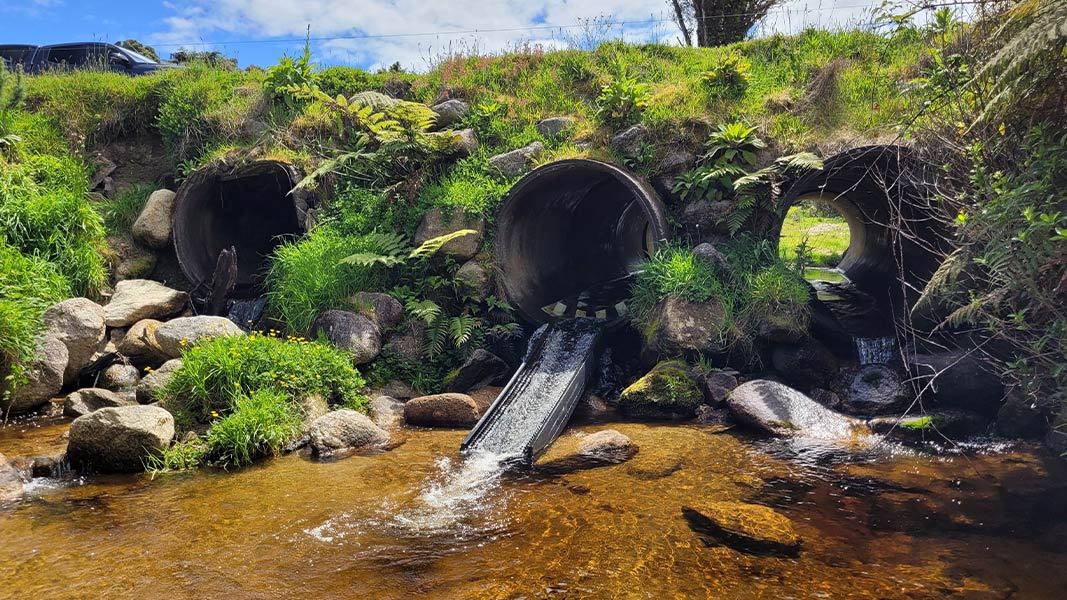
[2,420,1067,598]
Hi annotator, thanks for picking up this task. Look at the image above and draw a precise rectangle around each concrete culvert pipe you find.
[495,159,669,325]
[172,160,312,297]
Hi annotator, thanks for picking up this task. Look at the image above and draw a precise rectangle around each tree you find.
[668,0,782,47]
[169,49,239,70]
[116,39,160,62]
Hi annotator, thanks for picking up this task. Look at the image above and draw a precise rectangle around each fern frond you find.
[911,248,966,316]
[449,315,481,347]
[409,229,477,260]
[406,299,443,324]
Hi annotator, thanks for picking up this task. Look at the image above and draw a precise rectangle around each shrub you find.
[315,66,376,98]
[701,51,752,98]
[159,331,367,429]
[595,72,651,127]
[265,36,316,108]
[203,389,303,468]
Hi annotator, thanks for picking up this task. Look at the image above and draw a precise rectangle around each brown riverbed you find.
[2,420,1066,599]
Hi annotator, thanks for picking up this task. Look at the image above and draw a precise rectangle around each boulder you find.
[348,292,404,331]
[104,279,187,327]
[404,393,480,427]
[727,379,868,441]
[131,189,176,249]
[414,207,485,260]
[536,116,575,137]
[832,365,910,416]
[868,409,989,441]
[298,393,330,423]
[701,371,739,406]
[67,405,175,473]
[42,298,106,384]
[431,98,469,128]
[996,392,1048,439]
[573,393,617,422]
[154,316,245,358]
[643,297,729,356]
[455,260,492,300]
[369,380,416,401]
[683,501,801,556]
[117,318,167,361]
[692,242,731,276]
[771,338,837,389]
[63,387,136,418]
[98,363,141,392]
[489,141,544,177]
[369,396,406,430]
[0,453,23,503]
[311,310,381,365]
[3,336,67,415]
[609,124,649,159]
[619,361,703,418]
[681,199,734,231]
[307,409,389,456]
[452,128,479,157]
[754,310,808,344]
[906,352,1004,416]
[384,322,427,360]
[446,349,509,393]
[136,359,182,404]
[112,239,158,281]
[468,386,503,416]
[576,429,638,464]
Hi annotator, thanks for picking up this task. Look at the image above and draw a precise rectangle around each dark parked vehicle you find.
[2,42,174,75]
[0,44,37,70]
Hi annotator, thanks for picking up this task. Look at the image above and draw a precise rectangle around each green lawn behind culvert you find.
[778,203,850,267]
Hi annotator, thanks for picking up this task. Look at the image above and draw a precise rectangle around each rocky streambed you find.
[3,419,1067,599]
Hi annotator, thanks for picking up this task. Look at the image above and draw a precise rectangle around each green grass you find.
[97,183,154,235]
[630,245,721,322]
[159,331,368,431]
[778,203,850,267]
[202,389,303,468]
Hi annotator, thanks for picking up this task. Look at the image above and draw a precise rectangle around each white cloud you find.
[150,0,900,70]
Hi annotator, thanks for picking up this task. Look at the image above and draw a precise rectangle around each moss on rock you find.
[619,360,703,418]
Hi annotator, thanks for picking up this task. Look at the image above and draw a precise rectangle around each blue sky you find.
[1,1,895,71]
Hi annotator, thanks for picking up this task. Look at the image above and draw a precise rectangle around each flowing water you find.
[3,419,1067,599]
[854,335,898,365]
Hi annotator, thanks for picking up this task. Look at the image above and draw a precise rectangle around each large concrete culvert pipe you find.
[495,159,669,325]
[172,160,312,297]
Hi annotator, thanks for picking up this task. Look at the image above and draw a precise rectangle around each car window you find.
[120,47,156,64]
[0,47,32,67]
[45,46,88,66]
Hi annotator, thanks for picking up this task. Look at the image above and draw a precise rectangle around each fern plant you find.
[339,229,477,268]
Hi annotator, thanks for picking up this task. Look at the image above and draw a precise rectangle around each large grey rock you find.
[110,237,157,281]
[384,322,427,360]
[431,98,469,128]
[446,349,509,393]
[452,128,479,157]
[536,116,575,137]
[3,336,67,415]
[104,279,187,327]
[576,429,638,464]
[42,298,106,384]
[405,393,480,427]
[643,297,729,355]
[0,453,23,503]
[117,318,167,361]
[154,316,244,358]
[63,387,136,418]
[348,292,404,331]
[832,365,909,416]
[489,141,543,177]
[99,363,141,392]
[771,338,837,389]
[609,124,649,158]
[312,310,381,365]
[131,189,176,249]
[136,358,182,404]
[414,207,485,260]
[692,243,731,276]
[727,379,869,441]
[455,260,491,300]
[907,352,1005,416]
[682,199,733,229]
[67,405,175,473]
[307,409,389,456]
[369,396,406,430]
[701,371,739,406]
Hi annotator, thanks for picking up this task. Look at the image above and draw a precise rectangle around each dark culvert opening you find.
[173,161,309,298]
[775,145,948,347]
[495,159,669,325]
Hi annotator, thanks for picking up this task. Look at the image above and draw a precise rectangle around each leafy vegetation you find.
[778,203,850,267]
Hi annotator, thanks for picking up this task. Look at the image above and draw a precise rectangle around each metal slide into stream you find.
[460,318,603,466]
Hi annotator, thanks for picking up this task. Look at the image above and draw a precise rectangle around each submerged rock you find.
[131,189,176,249]
[446,349,509,393]
[307,409,389,456]
[311,310,381,365]
[154,316,244,358]
[727,379,869,442]
[104,279,187,327]
[404,393,480,427]
[683,501,801,556]
[135,358,182,404]
[3,336,67,415]
[0,453,23,503]
[576,430,638,464]
[67,405,175,473]
[414,207,485,260]
[42,298,107,384]
[619,361,703,419]
[63,387,137,417]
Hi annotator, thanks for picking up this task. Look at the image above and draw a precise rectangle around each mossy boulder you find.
[683,501,801,556]
[642,297,729,356]
[619,361,703,419]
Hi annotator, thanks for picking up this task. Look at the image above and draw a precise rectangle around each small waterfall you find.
[854,336,896,365]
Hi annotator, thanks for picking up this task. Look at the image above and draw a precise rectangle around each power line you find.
[151,1,981,48]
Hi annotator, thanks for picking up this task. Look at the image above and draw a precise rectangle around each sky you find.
[0,1,919,71]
